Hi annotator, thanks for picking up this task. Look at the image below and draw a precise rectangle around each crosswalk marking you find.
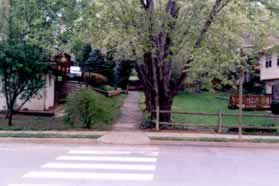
[42,162,156,171]
[74,147,159,151]
[8,184,63,186]
[9,147,160,185]
[23,171,154,181]
[68,150,159,156]
[56,155,157,163]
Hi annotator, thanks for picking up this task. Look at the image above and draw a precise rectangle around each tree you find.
[79,0,277,124]
[114,60,134,90]
[0,0,81,126]
[2,0,83,51]
[82,49,115,86]
[72,41,92,65]
[0,42,50,126]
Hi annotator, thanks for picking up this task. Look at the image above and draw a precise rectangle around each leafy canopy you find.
[77,0,279,87]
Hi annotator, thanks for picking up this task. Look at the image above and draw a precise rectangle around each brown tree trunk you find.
[137,0,179,128]
[6,109,13,127]
[8,113,13,127]
[158,93,173,122]
[138,53,174,125]
[137,0,232,128]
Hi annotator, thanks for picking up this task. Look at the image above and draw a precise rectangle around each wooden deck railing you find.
[229,95,272,110]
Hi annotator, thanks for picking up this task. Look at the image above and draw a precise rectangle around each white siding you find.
[260,53,279,81]
[0,74,55,111]
[265,81,273,95]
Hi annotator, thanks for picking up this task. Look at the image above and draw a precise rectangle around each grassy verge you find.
[172,92,278,127]
[151,137,279,144]
[140,92,279,128]
[0,133,102,139]
[0,92,127,131]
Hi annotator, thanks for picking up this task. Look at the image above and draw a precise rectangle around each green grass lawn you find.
[141,92,279,128]
[0,93,126,131]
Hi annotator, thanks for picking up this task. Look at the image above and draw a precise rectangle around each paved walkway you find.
[112,91,143,131]
[98,91,150,144]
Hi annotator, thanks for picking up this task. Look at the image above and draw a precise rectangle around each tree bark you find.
[137,0,232,128]
[8,113,13,127]
[6,108,13,127]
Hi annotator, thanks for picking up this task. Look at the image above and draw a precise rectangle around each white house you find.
[259,48,279,94]
[0,74,55,111]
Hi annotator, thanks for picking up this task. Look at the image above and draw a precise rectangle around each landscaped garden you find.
[0,91,126,131]
[140,92,279,128]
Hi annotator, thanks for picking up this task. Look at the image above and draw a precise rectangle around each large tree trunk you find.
[8,113,13,127]
[137,0,230,128]
[5,108,13,127]
[137,53,175,124]
[137,0,179,126]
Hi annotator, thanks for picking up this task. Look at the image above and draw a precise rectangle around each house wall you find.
[0,74,55,111]
[265,81,273,95]
[260,53,279,81]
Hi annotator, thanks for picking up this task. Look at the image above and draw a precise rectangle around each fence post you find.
[156,106,160,131]
[217,112,222,133]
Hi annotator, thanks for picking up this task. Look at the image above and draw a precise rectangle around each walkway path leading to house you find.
[98,91,150,145]
[113,91,143,131]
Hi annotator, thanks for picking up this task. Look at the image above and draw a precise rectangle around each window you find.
[266,55,272,68]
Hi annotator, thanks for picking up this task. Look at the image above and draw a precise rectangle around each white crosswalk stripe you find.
[23,171,154,181]
[56,155,157,162]
[9,147,159,185]
[68,150,159,156]
[8,184,64,186]
[42,162,156,171]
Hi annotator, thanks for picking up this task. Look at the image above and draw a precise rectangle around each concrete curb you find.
[145,131,279,140]
[1,137,279,149]
[151,140,279,149]
[0,130,108,135]
[0,137,99,145]
[1,130,279,148]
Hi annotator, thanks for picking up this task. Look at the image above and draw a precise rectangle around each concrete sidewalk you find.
[98,91,150,144]
[1,130,279,143]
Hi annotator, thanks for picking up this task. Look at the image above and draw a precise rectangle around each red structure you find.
[51,53,73,78]
[229,95,272,110]
[50,53,80,103]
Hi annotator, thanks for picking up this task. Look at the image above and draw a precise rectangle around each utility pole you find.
[238,48,247,140]
[238,67,244,140]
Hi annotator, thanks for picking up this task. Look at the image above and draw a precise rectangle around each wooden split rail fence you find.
[153,110,279,136]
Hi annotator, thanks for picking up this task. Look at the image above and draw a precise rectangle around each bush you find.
[114,60,134,90]
[97,85,115,91]
[82,49,115,85]
[65,90,126,130]
[65,90,102,129]
[272,100,279,115]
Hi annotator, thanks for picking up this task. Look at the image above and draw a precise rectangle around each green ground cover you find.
[0,92,126,131]
[0,133,101,139]
[140,92,279,127]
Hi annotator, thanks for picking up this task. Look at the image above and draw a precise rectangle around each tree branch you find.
[195,0,232,48]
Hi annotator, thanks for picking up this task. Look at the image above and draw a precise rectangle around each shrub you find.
[272,100,279,115]
[114,60,134,90]
[81,49,115,85]
[65,90,102,129]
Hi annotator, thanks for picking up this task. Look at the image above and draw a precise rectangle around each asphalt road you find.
[1,141,279,186]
